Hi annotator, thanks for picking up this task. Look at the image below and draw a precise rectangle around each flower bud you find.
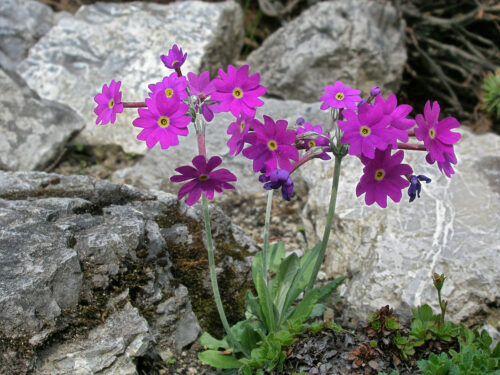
[370,86,381,96]
[432,273,446,292]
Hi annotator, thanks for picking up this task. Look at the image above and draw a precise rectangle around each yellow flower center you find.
[429,128,436,139]
[108,98,114,108]
[268,140,278,151]
[165,88,174,98]
[233,88,243,99]
[240,121,245,131]
[360,126,371,137]
[375,169,385,181]
[171,60,179,67]
[308,140,316,148]
[335,92,345,101]
[199,174,209,181]
[158,116,170,128]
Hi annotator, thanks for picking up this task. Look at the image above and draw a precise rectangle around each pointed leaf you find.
[252,251,277,331]
[288,288,321,324]
[198,350,241,369]
[267,242,286,272]
[273,253,300,316]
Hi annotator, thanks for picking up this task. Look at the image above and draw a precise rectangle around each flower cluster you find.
[93,44,461,208]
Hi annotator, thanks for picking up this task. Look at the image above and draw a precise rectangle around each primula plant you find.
[94,44,462,373]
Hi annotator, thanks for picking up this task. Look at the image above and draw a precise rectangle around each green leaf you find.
[252,251,278,332]
[198,350,241,369]
[385,317,400,330]
[230,320,262,354]
[317,276,345,301]
[309,303,326,319]
[267,242,286,273]
[245,290,262,320]
[199,332,229,350]
[272,253,300,317]
[288,288,321,324]
[278,244,321,326]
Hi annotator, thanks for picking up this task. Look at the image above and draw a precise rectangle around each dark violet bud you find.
[370,86,381,96]
[261,169,294,200]
[408,174,431,202]
[296,117,305,126]
[357,99,366,108]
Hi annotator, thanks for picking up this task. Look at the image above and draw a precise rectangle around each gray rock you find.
[111,98,332,196]
[247,0,406,101]
[36,303,152,375]
[298,128,500,322]
[18,1,244,154]
[0,69,84,171]
[0,0,54,67]
[0,171,255,374]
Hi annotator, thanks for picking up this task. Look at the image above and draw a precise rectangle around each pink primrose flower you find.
[296,122,331,160]
[339,102,394,159]
[356,148,413,208]
[414,101,460,168]
[160,45,187,70]
[211,65,266,117]
[148,72,188,101]
[188,71,217,122]
[320,81,362,110]
[227,113,253,156]
[132,93,190,149]
[242,115,299,176]
[170,155,236,206]
[374,94,414,147]
[94,80,123,125]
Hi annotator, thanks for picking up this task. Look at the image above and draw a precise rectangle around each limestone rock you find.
[0,0,54,68]
[36,303,152,375]
[0,171,255,374]
[17,1,244,154]
[298,128,500,322]
[111,98,332,196]
[0,69,84,171]
[247,0,406,102]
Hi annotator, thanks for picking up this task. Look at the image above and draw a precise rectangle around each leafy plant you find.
[418,326,500,375]
[481,69,500,119]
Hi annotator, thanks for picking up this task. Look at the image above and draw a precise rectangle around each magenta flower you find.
[132,93,190,149]
[148,72,188,101]
[242,115,299,176]
[227,113,253,156]
[426,151,457,178]
[339,102,393,159]
[296,122,331,160]
[94,80,124,125]
[320,81,362,110]
[211,65,266,117]
[414,100,461,164]
[356,149,413,208]
[170,155,236,206]
[374,94,414,146]
[188,71,217,122]
[160,45,187,70]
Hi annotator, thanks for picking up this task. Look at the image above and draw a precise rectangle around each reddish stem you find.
[123,102,147,108]
[397,143,426,151]
[407,129,416,137]
[197,134,207,158]
[175,67,183,77]
[291,153,314,174]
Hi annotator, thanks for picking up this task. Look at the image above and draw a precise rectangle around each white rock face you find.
[247,0,406,102]
[298,128,500,322]
[0,0,54,68]
[18,1,244,154]
[0,69,84,170]
[111,98,333,196]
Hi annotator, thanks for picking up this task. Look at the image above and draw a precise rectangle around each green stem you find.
[202,196,249,357]
[437,289,446,325]
[262,189,273,283]
[306,154,343,291]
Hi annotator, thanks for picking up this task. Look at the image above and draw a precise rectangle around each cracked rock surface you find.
[0,171,255,375]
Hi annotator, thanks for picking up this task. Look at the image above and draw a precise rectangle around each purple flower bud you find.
[260,169,294,200]
[370,86,381,97]
[408,174,431,202]
[296,117,305,126]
